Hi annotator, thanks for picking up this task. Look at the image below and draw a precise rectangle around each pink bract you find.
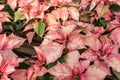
[0,0,120,80]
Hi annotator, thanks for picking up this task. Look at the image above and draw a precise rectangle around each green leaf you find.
[45,61,57,69]
[110,4,120,12]
[2,22,14,31]
[93,18,109,28]
[14,11,24,22]
[16,61,31,69]
[34,22,46,36]
[78,48,87,55]
[4,4,14,17]
[99,18,109,27]
[58,49,67,63]
[110,68,120,80]
[113,71,120,79]
[15,21,24,31]
[85,4,90,11]
[38,73,54,80]
[83,13,91,18]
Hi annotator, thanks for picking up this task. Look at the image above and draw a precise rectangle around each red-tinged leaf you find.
[23,24,33,32]
[80,74,87,80]
[0,50,19,66]
[26,32,35,44]
[4,65,16,76]
[33,46,45,62]
[0,34,8,50]
[10,69,27,80]
[65,50,80,69]
[27,66,36,80]
[0,50,20,78]
[48,62,72,80]
[34,42,64,64]
[5,34,25,49]
[72,60,90,76]
[27,65,47,80]
[0,34,24,50]
[68,7,79,21]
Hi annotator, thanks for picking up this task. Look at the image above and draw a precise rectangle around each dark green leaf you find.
[78,48,87,55]
[85,4,90,11]
[45,61,57,69]
[2,22,14,31]
[99,18,109,27]
[93,18,109,28]
[13,21,24,32]
[37,73,54,80]
[16,61,31,69]
[58,49,67,63]
[3,4,14,17]
[110,4,120,12]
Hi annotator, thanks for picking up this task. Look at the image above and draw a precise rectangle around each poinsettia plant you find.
[0,0,120,80]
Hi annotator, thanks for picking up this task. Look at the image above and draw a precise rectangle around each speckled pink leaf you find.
[34,42,64,64]
[65,50,80,69]
[48,62,72,80]
[68,7,79,21]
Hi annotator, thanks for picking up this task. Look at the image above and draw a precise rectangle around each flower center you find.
[73,75,80,80]
[101,52,105,56]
